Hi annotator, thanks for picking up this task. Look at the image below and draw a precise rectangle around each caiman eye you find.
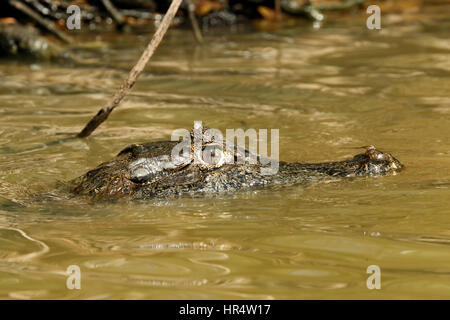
[129,155,191,183]
[129,156,171,183]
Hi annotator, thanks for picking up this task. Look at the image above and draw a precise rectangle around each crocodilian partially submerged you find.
[69,128,403,200]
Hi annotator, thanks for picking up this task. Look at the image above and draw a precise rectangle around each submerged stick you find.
[186,0,204,43]
[8,0,74,44]
[275,0,281,21]
[76,0,184,138]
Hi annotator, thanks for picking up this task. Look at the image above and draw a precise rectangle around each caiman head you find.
[69,136,403,200]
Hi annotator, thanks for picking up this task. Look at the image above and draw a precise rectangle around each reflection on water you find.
[0,12,449,299]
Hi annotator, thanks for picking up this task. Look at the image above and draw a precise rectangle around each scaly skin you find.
[69,132,403,200]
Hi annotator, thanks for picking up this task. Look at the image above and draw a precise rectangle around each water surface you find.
[0,12,449,299]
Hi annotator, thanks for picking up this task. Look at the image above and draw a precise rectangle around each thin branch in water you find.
[186,0,204,43]
[101,0,127,27]
[275,0,282,21]
[76,0,184,138]
[8,0,74,44]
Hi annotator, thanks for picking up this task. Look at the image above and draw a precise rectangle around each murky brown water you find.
[0,11,449,299]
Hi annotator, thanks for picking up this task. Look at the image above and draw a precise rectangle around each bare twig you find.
[8,0,74,44]
[101,0,127,26]
[76,0,184,138]
[185,0,204,43]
